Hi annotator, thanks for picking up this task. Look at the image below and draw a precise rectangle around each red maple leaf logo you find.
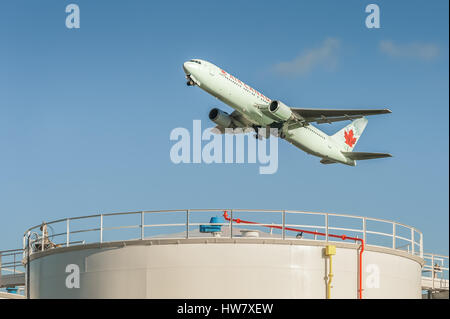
[344,129,357,147]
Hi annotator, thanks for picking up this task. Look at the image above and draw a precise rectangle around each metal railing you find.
[0,249,26,289]
[0,249,24,276]
[21,209,423,258]
[422,253,449,291]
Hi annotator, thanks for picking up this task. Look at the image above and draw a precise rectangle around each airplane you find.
[182,59,392,166]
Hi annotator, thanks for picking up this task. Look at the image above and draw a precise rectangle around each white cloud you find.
[273,38,340,76]
[379,40,439,60]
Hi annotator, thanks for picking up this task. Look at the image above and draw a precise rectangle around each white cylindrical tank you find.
[27,238,423,299]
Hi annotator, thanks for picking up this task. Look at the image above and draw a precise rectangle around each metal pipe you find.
[327,254,334,299]
[358,240,365,299]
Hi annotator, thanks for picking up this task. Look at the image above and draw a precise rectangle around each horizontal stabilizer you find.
[342,152,392,160]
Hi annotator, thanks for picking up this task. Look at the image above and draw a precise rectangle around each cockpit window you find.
[189,60,201,64]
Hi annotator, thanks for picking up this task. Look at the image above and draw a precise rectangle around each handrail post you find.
[282,210,285,240]
[41,225,44,251]
[186,210,189,239]
[100,214,103,243]
[66,218,70,247]
[26,231,30,299]
[362,217,367,244]
[230,210,233,239]
[411,228,415,255]
[392,223,396,249]
[325,214,329,242]
[431,254,435,290]
[141,211,144,240]
[420,234,423,258]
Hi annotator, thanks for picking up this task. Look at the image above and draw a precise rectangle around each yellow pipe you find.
[325,245,336,299]
[327,254,333,299]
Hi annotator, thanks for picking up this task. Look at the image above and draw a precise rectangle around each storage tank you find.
[23,209,424,299]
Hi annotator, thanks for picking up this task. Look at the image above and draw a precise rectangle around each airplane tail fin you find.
[332,117,368,152]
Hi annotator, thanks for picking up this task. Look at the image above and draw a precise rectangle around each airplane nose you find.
[183,61,192,74]
[183,60,202,75]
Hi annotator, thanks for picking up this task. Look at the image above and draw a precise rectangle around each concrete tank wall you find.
[28,238,423,299]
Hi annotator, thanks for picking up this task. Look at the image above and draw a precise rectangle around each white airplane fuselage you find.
[183,59,355,166]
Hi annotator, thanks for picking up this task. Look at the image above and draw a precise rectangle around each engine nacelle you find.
[209,108,232,128]
[268,100,293,122]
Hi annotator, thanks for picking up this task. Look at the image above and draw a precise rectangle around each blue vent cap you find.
[199,216,222,233]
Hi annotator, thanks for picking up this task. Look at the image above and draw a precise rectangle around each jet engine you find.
[268,100,293,122]
[209,108,232,128]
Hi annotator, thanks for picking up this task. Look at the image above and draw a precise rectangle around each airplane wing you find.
[341,152,392,160]
[211,111,254,134]
[290,108,391,124]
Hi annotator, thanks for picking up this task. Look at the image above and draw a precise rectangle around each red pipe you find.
[223,211,365,299]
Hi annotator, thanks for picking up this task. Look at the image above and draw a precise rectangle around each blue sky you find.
[0,1,448,255]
